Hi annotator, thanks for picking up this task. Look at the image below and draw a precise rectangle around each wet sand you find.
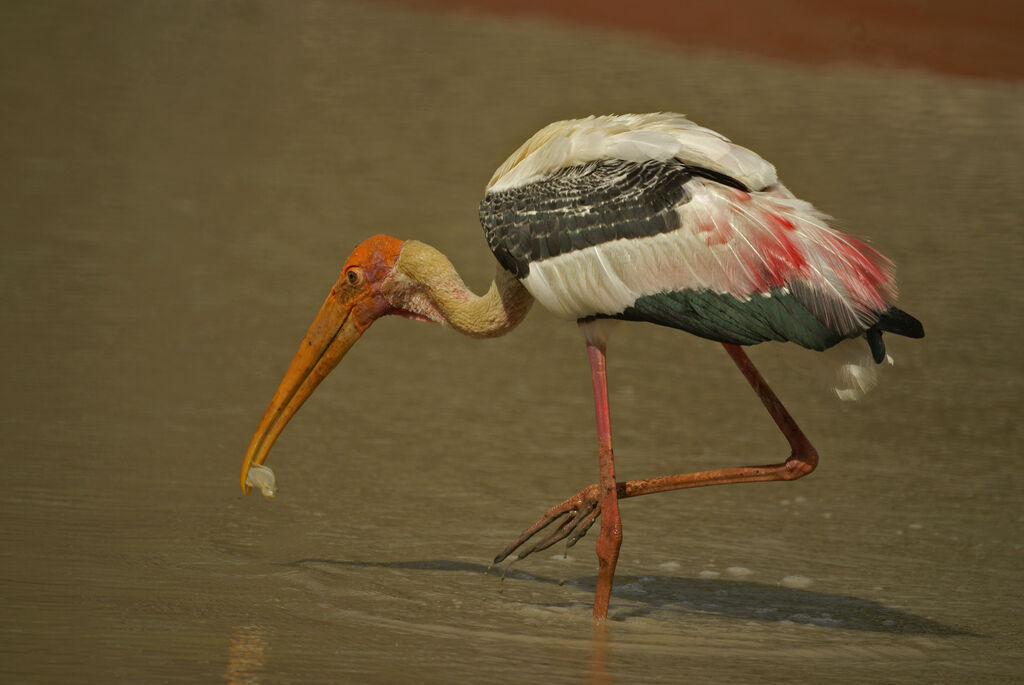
[1,1,1022,683]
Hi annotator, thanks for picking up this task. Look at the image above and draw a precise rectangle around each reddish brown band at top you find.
[387,0,1023,81]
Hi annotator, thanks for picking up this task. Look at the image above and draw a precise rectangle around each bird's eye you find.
[345,268,363,286]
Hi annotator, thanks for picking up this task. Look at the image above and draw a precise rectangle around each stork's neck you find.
[384,240,533,338]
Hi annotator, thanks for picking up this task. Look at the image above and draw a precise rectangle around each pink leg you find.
[587,339,621,621]
[495,343,819,619]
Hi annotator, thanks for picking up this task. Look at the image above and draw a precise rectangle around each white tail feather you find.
[768,338,894,401]
[825,340,894,401]
[833,353,892,401]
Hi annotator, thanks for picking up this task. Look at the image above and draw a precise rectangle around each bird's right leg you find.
[494,343,818,564]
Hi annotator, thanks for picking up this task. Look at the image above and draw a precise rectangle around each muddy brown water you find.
[2,2,1021,683]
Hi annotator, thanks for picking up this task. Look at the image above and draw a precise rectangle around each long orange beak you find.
[239,283,377,494]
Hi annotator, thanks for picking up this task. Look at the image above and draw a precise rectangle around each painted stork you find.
[239,113,924,620]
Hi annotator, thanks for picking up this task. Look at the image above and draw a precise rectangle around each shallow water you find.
[1,1,1022,683]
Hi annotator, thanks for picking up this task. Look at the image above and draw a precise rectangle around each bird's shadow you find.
[287,557,975,637]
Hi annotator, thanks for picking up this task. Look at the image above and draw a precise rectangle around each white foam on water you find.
[780,575,813,589]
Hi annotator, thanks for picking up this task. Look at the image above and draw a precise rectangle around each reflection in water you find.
[224,625,271,685]
[589,622,610,685]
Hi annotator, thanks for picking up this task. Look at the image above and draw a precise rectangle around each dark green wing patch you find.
[613,287,847,350]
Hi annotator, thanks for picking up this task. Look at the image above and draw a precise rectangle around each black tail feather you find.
[866,307,925,364]
[877,307,925,338]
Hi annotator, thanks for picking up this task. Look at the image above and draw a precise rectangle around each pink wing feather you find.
[686,181,895,334]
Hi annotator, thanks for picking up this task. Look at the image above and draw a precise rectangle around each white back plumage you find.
[487,113,778,193]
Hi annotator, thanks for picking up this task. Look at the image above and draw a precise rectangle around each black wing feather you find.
[479,159,745,278]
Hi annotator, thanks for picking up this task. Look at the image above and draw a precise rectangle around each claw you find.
[493,510,566,564]
[493,488,603,565]
[523,499,599,559]
[565,503,601,547]
[516,507,581,559]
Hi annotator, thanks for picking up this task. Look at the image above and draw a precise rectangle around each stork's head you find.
[238,234,407,494]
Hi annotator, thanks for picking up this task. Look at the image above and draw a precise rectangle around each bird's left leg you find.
[585,338,622,620]
[495,343,818,569]
[496,339,622,619]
